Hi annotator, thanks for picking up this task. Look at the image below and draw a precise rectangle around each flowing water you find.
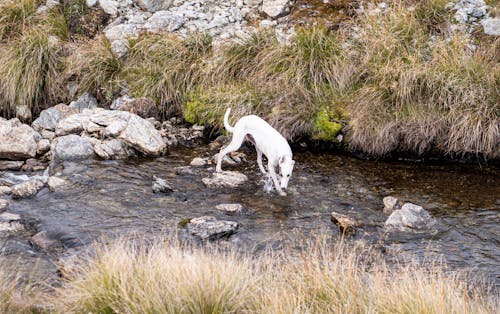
[2,145,500,289]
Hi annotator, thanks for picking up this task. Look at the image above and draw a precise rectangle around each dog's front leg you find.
[268,160,286,196]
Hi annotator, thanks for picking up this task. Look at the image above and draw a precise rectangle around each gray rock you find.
[186,216,238,240]
[481,18,500,36]
[111,39,128,58]
[90,139,130,159]
[174,166,195,175]
[105,23,139,42]
[262,0,290,18]
[118,114,166,156]
[190,157,208,167]
[15,105,32,122]
[52,135,95,162]
[31,231,62,250]
[144,11,186,33]
[202,171,248,188]
[33,105,77,132]
[383,196,401,214]
[385,203,436,231]
[0,186,12,196]
[69,93,98,112]
[152,176,174,193]
[11,180,44,199]
[47,176,66,192]
[99,0,119,16]
[0,212,23,232]
[215,203,250,215]
[21,158,46,172]
[0,118,38,160]
[0,199,9,212]
[0,161,24,171]
[36,139,51,155]
[136,0,173,12]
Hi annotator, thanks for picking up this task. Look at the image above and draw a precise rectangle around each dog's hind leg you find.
[216,131,246,172]
[256,148,267,174]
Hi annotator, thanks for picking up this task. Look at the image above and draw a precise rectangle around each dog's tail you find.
[223,108,234,133]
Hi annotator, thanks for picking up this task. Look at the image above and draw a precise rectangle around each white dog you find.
[216,108,295,196]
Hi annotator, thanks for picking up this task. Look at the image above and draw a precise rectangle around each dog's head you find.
[278,155,295,190]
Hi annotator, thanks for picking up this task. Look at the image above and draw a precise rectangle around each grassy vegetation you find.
[46,238,498,313]
[0,0,497,158]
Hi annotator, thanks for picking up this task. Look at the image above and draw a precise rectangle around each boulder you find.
[186,216,239,240]
[136,0,173,12]
[202,171,248,188]
[262,0,290,18]
[383,196,401,214]
[47,176,66,192]
[152,176,174,193]
[11,180,44,199]
[32,104,77,132]
[0,161,24,171]
[118,114,166,156]
[0,118,38,160]
[69,93,98,112]
[331,212,364,235]
[0,199,9,212]
[0,212,23,233]
[52,135,95,162]
[90,139,130,160]
[385,203,436,231]
[98,0,119,16]
[36,139,51,155]
[481,18,500,36]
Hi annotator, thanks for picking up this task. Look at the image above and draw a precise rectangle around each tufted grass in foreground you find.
[53,238,498,314]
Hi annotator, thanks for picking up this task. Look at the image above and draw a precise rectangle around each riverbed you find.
[2,144,499,290]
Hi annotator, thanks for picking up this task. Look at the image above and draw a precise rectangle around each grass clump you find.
[124,32,212,118]
[61,0,109,39]
[65,36,123,104]
[54,237,498,313]
[0,27,63,118]
[0,0,40,41]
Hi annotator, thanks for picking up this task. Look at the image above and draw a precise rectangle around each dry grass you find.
[0,0,40,41]
[52,237,498,314]
[0,26,63,118]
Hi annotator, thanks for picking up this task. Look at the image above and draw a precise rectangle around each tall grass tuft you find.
[0,27,63,118]
[124,32,212,117]
[0,0,40,41]
[55,237,498,313]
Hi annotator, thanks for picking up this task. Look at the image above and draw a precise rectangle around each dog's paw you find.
[278,191,287,196]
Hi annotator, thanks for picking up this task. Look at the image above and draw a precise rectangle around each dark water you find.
[3,145,500,289]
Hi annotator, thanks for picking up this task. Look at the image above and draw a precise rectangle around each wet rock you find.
[481,18,500,35]
[383,196,401,214]
[0,212,23,232]
[0,161,24,171]
[0,186,12,196]
[0,118,38,160]
[31,231,62,251]
[186,216,238,240]
[0,199,9,212]
[89,138,130,160]
[21,158,46,172]
[47,176,66,192]
[52,135,95,162]
[152,176,174,193]
[202,171,248,188]
[137,0,172,12]
[215,203,250,215]
[11,180,44,199]
[262,0,290,18]
[190,157,208,167]
[174,166,195,175]
[69,93,98,112]
[385,203,436,231]
[36,139,51,155]
[331,211,363,235]
[111,95,159,119]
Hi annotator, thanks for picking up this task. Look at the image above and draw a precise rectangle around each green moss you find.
[178,218,192,228]
[312,109,343,141]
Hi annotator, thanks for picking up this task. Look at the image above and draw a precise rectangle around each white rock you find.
[144,11,186,33]
[262,0,290,18]
[0,118,38,160]
[87,0,98,7]
[190,157,207,167]
[111,39,128,58]
[136,0,173,12]
[99,0,119,16]
[202,171,248,188]
[481,18,500,36]
[47,176,66,192]
[385,203,436,231]
[11,180,45,199]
